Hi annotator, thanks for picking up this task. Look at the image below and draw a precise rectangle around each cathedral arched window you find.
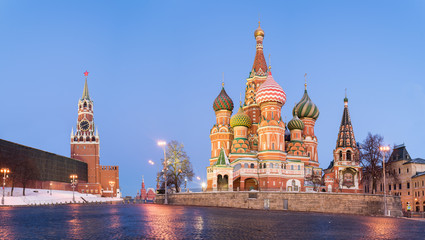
[84,102,87,108]
[263,163,266,168]
[298,165,300,170]
[250,163,254,169]
[339,151,342,160]
[347,150,352,161]
[244,163,248,168]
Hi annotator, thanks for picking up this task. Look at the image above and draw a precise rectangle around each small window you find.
[263,163,266,168]
[298,165,300,170]
[291,165,294,170]
[407,182,410,189]
[399,183,402,190]
[407,168,409,173]
[389,185,391,191]
[244,163,248,168]
[394,184,396,190]
[250,163,254,168]
[399,168,401,174]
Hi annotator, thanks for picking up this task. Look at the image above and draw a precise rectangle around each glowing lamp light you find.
[148,160,155,165]
[196,176,201,181]
[201,182,206,188]
[379,146,390,152]
[157,141,166,147]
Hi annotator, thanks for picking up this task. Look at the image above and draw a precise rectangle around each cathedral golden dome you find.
[254,21,265,38]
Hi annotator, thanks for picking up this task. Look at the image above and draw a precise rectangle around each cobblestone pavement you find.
[0,204,424,239]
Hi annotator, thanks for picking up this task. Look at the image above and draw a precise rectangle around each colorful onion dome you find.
[256,70,286,105]
[213,86,234,112]
[230,106,252,128]
[287,114,305,130]
[254,21,265,38]
[292,89,320,120]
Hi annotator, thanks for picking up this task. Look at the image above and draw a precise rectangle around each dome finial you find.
[222,72,225,87]
[344,88,348,103]
[268,54,271,70]
[304,73,308,90]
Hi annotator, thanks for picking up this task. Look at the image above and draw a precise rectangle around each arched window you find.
[347,150,352,161]
[250,163,254,168]
[291,165,294,170]
[298,165,300,170]
[244,163,248,168]
[275,163,279,168]
[339,151,343,160]
[84,102,87,108]
[89,104,92,110]
[263,163,267,168]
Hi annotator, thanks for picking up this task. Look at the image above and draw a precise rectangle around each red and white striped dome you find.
[256,71,286,105]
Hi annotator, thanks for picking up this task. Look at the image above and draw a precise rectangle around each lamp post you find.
[50,182,52,196]
[70,174,78,203]
[379,146,390,216]
[86,185,88,196]
[1,168,10,205]
[109,181,115,198]
[184,177,188,192]
[158,141,168,204]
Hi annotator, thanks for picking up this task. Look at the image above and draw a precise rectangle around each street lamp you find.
[185,177,188,192]
[50,182,52,196]
[70,174,78,203]
[379,145,390,216]
[85,185,88,196]
[158,140,168,204]
[1,168,10,205]
[109,181,115,198]
[201,182,206,192]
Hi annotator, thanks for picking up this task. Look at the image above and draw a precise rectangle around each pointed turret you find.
[336,94,356,148]
[215,148,230,166]
[251,22,268,77]
[81,71,90,100]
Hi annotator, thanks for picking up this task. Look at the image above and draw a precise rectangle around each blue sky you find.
[0,1,424,196]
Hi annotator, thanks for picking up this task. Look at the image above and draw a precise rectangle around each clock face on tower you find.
[79,120,90,131]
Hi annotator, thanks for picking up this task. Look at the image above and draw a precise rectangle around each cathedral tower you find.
[293,80,320,167]
[324,93,362,193]
[244,22,269,151]
[256,69,287,160]
[210,84,234,165]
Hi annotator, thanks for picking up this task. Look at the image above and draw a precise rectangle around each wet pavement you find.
[0,204,424,239]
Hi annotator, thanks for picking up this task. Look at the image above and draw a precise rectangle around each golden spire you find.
[268,54,271,70]
[254,18,265,38]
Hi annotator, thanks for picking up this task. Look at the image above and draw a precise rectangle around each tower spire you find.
[252,22,267,76]
[336,93,356,148]
[82,71,90,100]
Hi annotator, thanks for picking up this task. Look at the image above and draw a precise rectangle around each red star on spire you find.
[84,71,89,77]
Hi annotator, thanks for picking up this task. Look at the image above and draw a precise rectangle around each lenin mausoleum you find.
[206,23,362,193]
[0,72,120,197]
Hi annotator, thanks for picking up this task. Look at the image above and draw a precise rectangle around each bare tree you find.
[158,141,194,193]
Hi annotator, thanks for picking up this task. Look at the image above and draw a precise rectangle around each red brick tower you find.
[71,71,101,194]
[324,93,362,193]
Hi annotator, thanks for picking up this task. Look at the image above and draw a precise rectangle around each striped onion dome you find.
[292,89,319,120]
[230,106,252,128]
[213,87,234,112]
[256,71,286,105]
[287,114,305,130]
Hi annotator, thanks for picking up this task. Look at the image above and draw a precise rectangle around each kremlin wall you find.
[0,72,120,198]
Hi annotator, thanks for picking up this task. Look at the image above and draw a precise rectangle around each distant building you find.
[139,177,156,202]
[365,145,425,212]
[323,95,363,193]
[70,72,120,197]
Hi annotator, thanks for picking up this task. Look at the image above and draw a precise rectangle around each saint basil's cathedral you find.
[206,23,363,193]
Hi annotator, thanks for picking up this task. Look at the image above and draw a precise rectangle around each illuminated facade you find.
[207,24,322,192]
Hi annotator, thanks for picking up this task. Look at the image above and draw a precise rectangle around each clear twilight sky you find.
[0,1,424,196]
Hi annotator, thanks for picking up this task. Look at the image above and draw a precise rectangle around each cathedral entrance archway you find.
[217,174,229,191]
[233,177,241,191]
[245,178,258,191]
